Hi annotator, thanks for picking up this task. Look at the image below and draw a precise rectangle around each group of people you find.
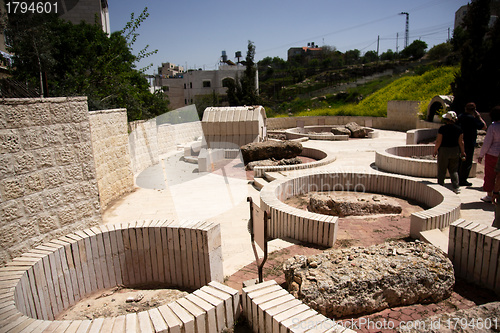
[434,102,500,228]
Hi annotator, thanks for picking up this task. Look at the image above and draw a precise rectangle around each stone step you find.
[419,228,449,254]
[252,177,268,190]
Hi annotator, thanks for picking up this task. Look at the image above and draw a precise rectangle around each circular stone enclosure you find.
[0,221,239,333]
[260,171,461,246]
[284,126,349,141]
[253,146,336,178]
[375,145,477,178]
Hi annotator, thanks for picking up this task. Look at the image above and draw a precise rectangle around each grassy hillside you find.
[289,66,458,118]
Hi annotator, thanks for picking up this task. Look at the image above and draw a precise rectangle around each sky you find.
[107,0,471,75]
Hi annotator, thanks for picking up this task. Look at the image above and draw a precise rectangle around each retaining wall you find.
[266,100,420,131]
[129,120,203,177]
[88,109,134,210]
[0,97,102,266]
[0,221,235,332]
[448,220,500,295]
[260,171,462,246]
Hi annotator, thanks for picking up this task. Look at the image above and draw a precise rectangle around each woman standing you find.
[478,106,500,202]
[433,111,466,193]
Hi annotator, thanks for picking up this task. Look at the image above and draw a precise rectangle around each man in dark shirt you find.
[433,111,466,193]
[457,102,487,186]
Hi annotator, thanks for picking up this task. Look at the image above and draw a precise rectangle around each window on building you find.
[203,80,211,88]
[185,99,188,104]
[190,82,193,89]
[184,83,186,89]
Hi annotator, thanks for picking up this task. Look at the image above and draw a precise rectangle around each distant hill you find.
[291,66,458,118]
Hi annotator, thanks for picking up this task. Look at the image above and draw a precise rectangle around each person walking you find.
[478,106,500,202]
[433,111,466,193]
[457,102,487,186]
[490,155,500,228]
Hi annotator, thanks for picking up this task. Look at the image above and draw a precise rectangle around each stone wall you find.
[128,119,203,177]
[88,109,134,210]
[157,121,203,155]
[266,101,421,131]
[128,120,159,176]
[0,97,102,266]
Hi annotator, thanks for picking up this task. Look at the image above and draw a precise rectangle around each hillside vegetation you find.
[275,66,457,118]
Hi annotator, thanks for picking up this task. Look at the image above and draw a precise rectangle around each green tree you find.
[362,50,379,64]
[227,40,261,106]
[4,8,168,121]
[451,0,500,112]
[344,49,360,65]
[427,42,453,61]
[400,40,427,60]
[380,49,396,61]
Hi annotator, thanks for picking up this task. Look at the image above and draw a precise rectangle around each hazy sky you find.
[107,0,470,74]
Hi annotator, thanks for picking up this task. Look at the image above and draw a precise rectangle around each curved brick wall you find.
[253,146,337,178]
[0,221,239,332]
[260,171,461,245]
[375,145,477,178]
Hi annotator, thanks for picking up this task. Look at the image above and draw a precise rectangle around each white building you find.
[154,63,247,110]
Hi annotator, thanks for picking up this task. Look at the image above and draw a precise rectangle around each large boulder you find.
[331,126,351,136]
[345,122,367,138]
[240,141,302,164]
[284,241,455,318]
[307,192,402,217]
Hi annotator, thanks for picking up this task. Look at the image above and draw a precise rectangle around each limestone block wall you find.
[0,97,102,266]
[128,119,159,176]
[266,100,421,131]
[157,121,203,155]
[88,109,134,210]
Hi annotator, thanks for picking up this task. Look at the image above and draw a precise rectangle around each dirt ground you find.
[284,191,425,248]
[56,286,190,320]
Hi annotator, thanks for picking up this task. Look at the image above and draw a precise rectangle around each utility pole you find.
[377,35,380,57]
[399,12,409,49]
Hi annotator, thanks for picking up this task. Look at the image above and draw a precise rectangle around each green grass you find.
[285,66,459,118]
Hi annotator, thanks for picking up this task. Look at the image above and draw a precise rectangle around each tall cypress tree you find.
[451,0,500,112]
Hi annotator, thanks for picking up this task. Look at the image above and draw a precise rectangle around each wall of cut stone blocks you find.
[0,221,233,332]
[448,220,500,295]
[88,109,134,210]
[128,119,160,176]
[129,120,203,177]
[266,100,421,131]
[157,121,203,155]
[0,97,102,266]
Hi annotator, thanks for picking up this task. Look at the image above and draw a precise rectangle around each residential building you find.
[154,63,247,110]
[287,43,323,62]
[157,62,185,78]
[455,0,500,29]
[59,0,110,34]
